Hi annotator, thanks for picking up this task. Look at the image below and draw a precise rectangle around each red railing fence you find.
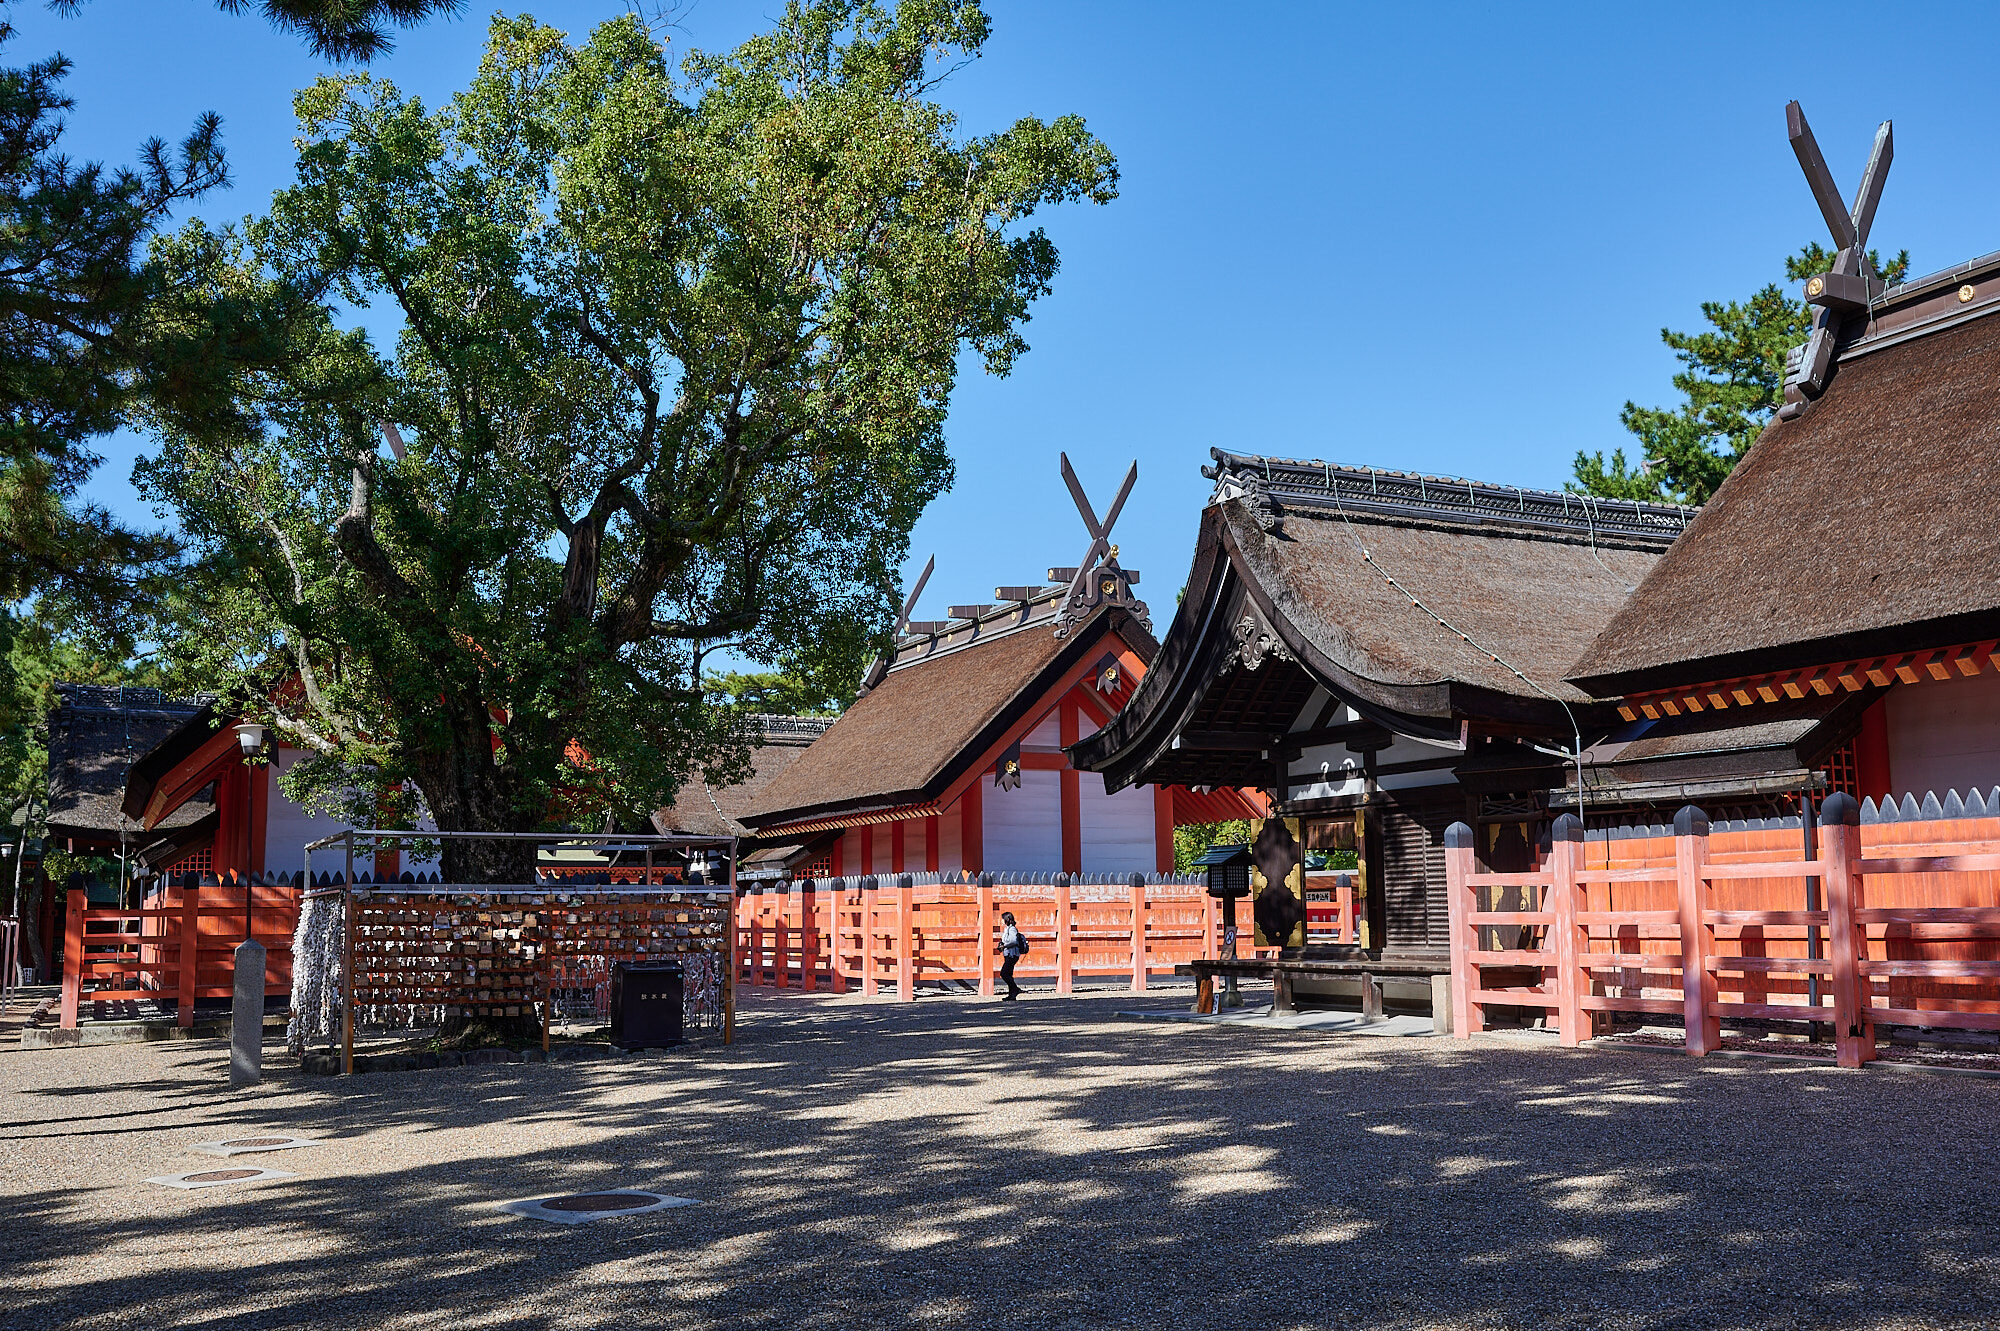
[735,872,1223,999]
[1446,794,2000,1067]
[59,872,297,1030]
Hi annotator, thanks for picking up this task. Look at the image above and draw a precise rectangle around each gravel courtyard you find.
[6,987,2000,1331]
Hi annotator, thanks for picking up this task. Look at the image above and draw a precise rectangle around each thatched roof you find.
[741,596,1153,830]
[652,715,833,839]
[1073,453,1693,791]
[1572,276,2000,697]
[45,684,216,848]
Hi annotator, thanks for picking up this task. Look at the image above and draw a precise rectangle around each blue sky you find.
[32,1,2000,622]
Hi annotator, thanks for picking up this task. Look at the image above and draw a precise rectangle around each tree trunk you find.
[19,874,47,978]
[421,762,544,1047]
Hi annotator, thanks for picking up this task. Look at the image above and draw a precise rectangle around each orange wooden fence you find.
[736,873,1230,998]
[59,873,298,1029]
[1446,796,2000,1067]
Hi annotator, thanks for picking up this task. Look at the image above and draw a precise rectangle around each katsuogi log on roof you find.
[741,594,1151,831]
[1074,451,1696,794]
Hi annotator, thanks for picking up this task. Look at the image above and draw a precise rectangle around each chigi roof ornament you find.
[1780,100,1893,418]
[1051,452,1150,640]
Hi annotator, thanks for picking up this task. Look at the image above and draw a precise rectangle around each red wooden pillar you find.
[1444,821,1479,1038]
[1549,813,1585,1047]
[977,875,996,996]
[1055,873,1074,994]
[748,889,766,988]
[213,762,252,878]
[827,879,848,994]
[962,780,984,874]
[177,879,201,1028]
[58,890,84,1029]
[896,876,915,1001]
[1819,792,1874,1068]
[862,877,881,998]
[1059,701,1082,875]
[892,821,906,875]
[1129,873,1148,992]
[860,825,875,876]
[800,880,819,992]
[774,885,791,990]
[1153,786,1174,875]
[925,815,941,875]
[1674,805,1721,1056]
[830,833,845,879]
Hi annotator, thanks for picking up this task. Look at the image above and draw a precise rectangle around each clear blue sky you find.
[32,1,2000,622]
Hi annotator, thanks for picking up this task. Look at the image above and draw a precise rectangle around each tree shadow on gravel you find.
[6,989,2000,1330]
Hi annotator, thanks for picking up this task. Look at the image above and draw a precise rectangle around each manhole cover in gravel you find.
[148,1167,297,1190]
[496,1189,698,1225]
[542,1193,657,1212]
[192,1134,320,1157]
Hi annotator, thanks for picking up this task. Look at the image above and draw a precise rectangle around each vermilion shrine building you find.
[738,463,1265,875]
[1568,103,2000,809]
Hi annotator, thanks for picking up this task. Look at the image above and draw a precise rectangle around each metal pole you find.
[342,833,355,1076]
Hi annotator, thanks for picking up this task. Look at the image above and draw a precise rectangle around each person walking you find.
[998,910,1027,1000]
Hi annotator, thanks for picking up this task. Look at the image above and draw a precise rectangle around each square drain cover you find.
[497,1190,697,1225]
[149,1167,297,1190]
[192,1135,320,1157]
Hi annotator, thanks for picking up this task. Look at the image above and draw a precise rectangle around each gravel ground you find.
[6,983,2000,1331]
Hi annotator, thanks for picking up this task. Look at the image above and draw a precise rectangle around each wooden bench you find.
[1179,956,1452,1034]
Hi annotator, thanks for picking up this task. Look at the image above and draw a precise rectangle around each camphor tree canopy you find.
[139,3,1118,880]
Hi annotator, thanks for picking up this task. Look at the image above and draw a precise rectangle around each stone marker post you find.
[231,938,267,1088]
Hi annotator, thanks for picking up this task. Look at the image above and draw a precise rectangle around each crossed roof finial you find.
[1780,100,1894,417]
[1053,453,1150,640]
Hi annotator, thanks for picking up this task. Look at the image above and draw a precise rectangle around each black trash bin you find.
[610,963,684,1050]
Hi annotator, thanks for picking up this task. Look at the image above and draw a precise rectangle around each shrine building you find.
[737,460,1265,875]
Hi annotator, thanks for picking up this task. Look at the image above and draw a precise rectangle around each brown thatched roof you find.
[652,715,832,839]
[45,684,216,848]
[741,600,1153,829]
[1073,454,1693,791]
[1572,296,2000,697]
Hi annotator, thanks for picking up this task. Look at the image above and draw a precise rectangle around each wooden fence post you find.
[792,875,808,991]
[774,884,791,990]
[827,878,848,994]
[748,887,766,989]
[1129,873,1148,992]
[978,874,996,997]
[59,889,84,1029]
[896,874,915,1000]
[177,875,203,1029]
[1818,792,1874,1068]
[862,876,880,997]
[1444,821,1478,1038]
[1674,805,1720,1056]
[1548,814,1585,1046]
[1055,873,1074,995]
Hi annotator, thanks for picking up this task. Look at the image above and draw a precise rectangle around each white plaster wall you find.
[982,768,1061,872]
[1080,780,1156,874]
[1886,672,2000,799]
[1022,710,1061,748]
[262,747,351,878]
[937,800,964,876]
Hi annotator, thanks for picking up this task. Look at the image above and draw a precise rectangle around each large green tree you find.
[1,0,457,615]
[1573,243,1910,506]
[141,3,1117,882]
